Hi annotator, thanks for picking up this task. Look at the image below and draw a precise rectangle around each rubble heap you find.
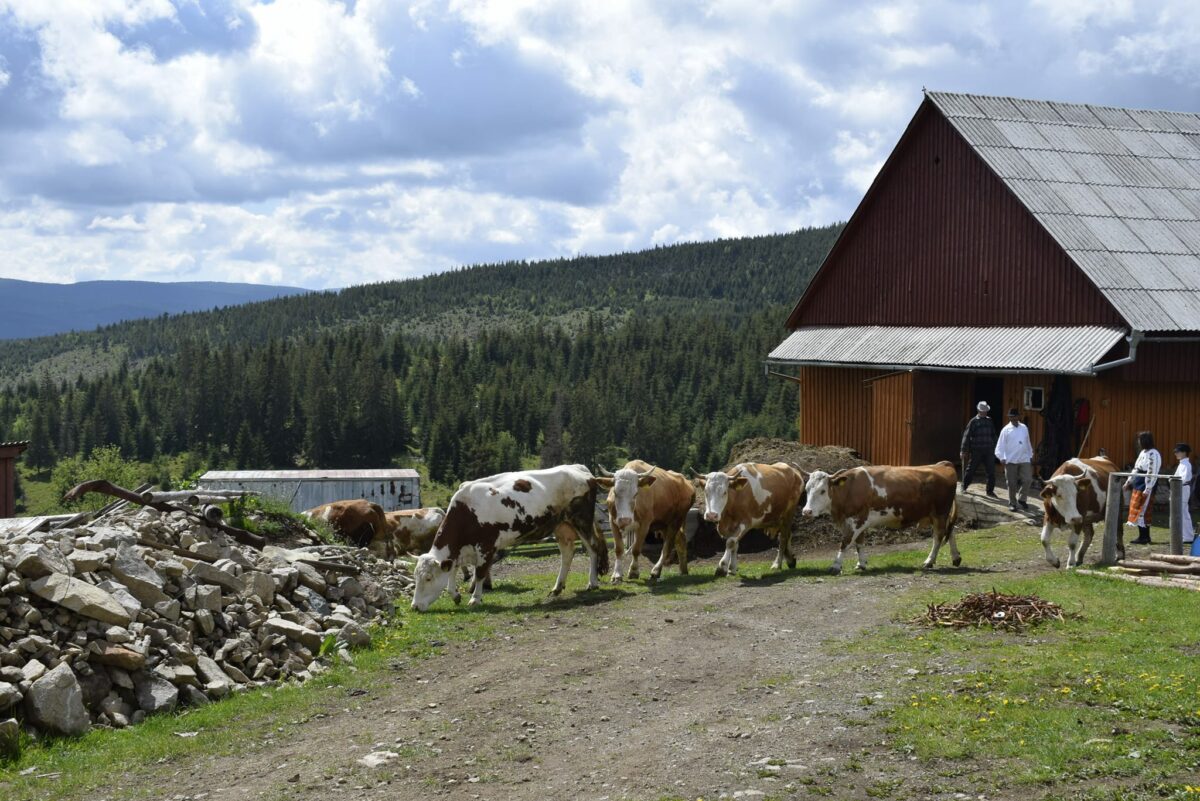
[0,506,414,740]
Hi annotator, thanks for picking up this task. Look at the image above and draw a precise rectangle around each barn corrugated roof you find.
[928,91,1200,331]
[200,469,419,480]
[767,326,1127,375]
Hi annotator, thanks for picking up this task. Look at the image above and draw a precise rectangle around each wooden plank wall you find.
[869,372,913,466]
[798,366,877,459]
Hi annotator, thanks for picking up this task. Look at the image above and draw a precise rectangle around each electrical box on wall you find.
[1023,386,1045,411]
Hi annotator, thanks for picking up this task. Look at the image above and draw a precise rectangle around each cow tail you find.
[588,523,609,575]
[949,498,959,528]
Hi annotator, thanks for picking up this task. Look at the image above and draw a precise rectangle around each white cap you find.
[976,401,990,411]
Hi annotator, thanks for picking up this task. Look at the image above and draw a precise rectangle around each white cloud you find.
[1,1,1199,289]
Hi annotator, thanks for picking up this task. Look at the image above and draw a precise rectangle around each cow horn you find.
[597,465,614,478]
[637,464,657,477]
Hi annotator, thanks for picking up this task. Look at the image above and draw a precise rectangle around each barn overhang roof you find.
[767,325,1128,376]
[199,469,419,481]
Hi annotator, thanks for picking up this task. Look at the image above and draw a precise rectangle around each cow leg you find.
[1065,524,1082,568]
[610,521,626,584]
[650,525,673,581]
[783,522,797,569]
[1040,521,1062,568]
[922,523,945,569]
[946,518,962,567]
[674,523,689,576]
[831,524,854,574]
[629,526,645,580]
[449,562,463,605]
[770,530,785,571]
[853,525,868,572]
[715,527,744,577]
[1068,522,1095,568]
[550,536,576,596]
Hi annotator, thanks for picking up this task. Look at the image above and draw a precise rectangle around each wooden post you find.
[1101,472,1123,566]
[1170,476,1183,556]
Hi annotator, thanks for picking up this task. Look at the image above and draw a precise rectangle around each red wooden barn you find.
[768,91,1200,471]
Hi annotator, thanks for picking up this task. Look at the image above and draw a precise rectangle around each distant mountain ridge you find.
[0,278,309,340]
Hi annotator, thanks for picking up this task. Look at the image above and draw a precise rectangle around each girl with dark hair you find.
[1125,431,1161,545]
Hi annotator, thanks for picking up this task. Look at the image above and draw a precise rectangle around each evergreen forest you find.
[0,224,840,495]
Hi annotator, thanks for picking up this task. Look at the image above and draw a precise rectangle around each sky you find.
[1,1,1199,290]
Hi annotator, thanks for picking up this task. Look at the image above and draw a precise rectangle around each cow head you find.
[598,466,657,529]
[696,471,749,523]
[801,470,841,518]
[410,552,455,612]
[1041,474,1085,525]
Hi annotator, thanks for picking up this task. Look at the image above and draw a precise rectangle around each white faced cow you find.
[695,462,807,577]
[410,465,608,611]
[1039,456,1117,568]
[802,463,959,573]
[595,460,695,582]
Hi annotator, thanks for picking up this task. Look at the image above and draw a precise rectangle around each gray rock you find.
[13,544,69,578]
[337,622,371,649]
[293,585,332,617]
[241,571,275,605]
[0,681,20,711]
[0,718,18,759]
[92,644,146,671]
[195,655,234,697]
[21,660,47,682]
[28,573,132,626]
[67,550,109,573]
[337,576,363,598]
[183,584,222,612]
[194,609,216,636]
[111,545,170,606]
[25,663,90,736]
[133,671,178,715]
[96,581,143,618]
[152,600,181,622]
[262,618,323,651]
[105,626,133,644]
[188,562,243,593]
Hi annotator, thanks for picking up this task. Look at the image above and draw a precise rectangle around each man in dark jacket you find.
[960,401,998,497]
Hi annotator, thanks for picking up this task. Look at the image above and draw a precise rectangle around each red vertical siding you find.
[798,367,876,458]
[787,102,1123,328]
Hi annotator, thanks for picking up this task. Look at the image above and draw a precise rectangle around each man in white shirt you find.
[995,408,1034,511]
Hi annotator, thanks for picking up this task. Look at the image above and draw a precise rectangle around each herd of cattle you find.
[302,454,1122,612]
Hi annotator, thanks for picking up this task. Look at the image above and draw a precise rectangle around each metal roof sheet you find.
[928,90,1200,331]
[200,469,419,481]
[768,326,1127,374]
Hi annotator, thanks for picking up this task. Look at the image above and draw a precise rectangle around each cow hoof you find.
[828,565,842,576]
[483,579,493,590]
[452,594,462,606]
[467,597,481,607]
[714,565,727,578]
[647,572,660,583]
[610,575,623,585]
[1051,559,1062,569]
[550,586,564,597]
[952,556,962,567]
[921,561,932,570]
[787,557,797,569]
[854,564,867,572]
[679,566,689,575]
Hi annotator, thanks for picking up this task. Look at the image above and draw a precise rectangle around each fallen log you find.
[1077,568,1200,591]
[65,480,266,549]
[1115,558,1200,575]
[141,490,258,504]
[1147,553,1200,566]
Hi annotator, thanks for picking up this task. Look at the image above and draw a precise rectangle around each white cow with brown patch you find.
[411,465,609,611]
[595,460,695,582]
[695,462,807,577]
[801,463,959,573]
[1039,456,1117,568]
[385,507,446,555]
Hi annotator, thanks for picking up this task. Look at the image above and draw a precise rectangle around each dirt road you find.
[137,540,1047,801]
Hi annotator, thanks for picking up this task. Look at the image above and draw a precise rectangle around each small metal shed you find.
[196,469,420,513]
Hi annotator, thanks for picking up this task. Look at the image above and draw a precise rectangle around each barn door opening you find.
[972,376,1004,432]
[911,371,968,465]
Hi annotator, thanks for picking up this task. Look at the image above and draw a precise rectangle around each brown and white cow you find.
[386,507,446,555]
[304,499,392,559]
[1039,456,1117,568]
[595,460,695,582]
[695,462,807,577]
[801,463,959,573]
[411,465,609,610]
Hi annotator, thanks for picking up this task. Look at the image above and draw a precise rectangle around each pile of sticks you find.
[914,589,1069,631]
[1078,553,1200,592]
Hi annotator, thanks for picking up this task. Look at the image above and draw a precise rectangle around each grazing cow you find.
[595,461,695,582]
[386,507,446,554]
[304,499,392,559]
[1039,456,1117,568]
[801,463,959,573]
[411,465,609,611]
[695,462,807,577]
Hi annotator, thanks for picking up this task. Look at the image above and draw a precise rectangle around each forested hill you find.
[0,224,841,488]
[0,225,840,385]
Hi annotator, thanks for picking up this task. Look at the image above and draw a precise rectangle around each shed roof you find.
[927,91,1200,331]
[200,469,419,481]
[768,325,1126,375]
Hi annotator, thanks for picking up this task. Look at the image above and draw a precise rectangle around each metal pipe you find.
[1090,330,1142,373]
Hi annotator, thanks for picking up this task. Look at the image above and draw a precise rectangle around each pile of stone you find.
[0,506,414,743]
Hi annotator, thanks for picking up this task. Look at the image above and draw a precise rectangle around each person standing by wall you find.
[1173,443,1194,547]
[1125,431,1162,545]
[996,408,1034,511]
[961,401,998,498]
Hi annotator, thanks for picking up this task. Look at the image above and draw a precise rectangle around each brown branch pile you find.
[914,589,1070,631]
